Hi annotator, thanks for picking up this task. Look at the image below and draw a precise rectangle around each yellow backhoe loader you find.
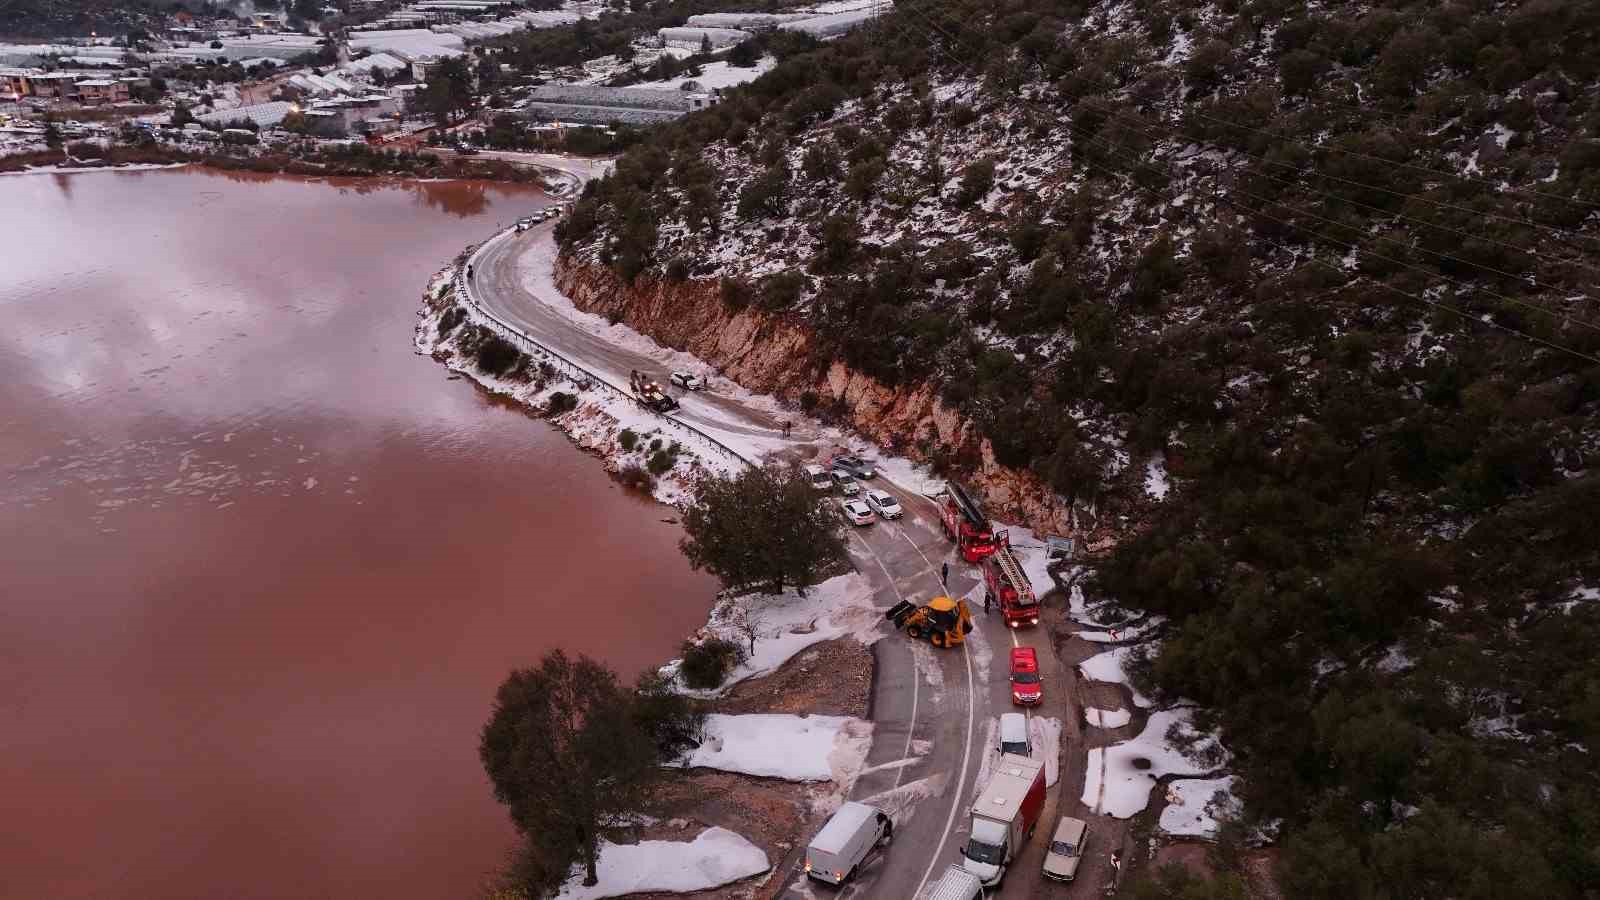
[886,595,975,648]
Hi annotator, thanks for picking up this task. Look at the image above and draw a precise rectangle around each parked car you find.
[927,864,984,900]
[840,499,875,526]
[831,469,861,496]
[1042,816,1088,882]
[454,144,479,155]
[831,453,876,479]
[514,216,535,232]
[1009,646,1043,706]
[804,801,893,885]
[804,464,832,491]
[669,371,704,390]
[864,489,902,519]
[998,712,1031,756]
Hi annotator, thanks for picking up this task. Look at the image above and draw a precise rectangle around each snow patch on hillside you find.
[1158,776,1240,839]
[676,714,874,784]
[1081,708,1230,818]
[664,572,880,695]
[553,827,768,899]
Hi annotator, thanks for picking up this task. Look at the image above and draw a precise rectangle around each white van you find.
[803,801,892,885]
[999,712,1031,756]
[927,864,984,900]
[804,464,832,491]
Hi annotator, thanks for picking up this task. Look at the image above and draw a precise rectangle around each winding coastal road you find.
[458,154,1112,900]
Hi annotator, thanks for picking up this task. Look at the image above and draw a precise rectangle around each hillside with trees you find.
[555,0,1600,895]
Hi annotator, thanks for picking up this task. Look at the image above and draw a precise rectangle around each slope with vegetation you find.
[554,0,1600,895]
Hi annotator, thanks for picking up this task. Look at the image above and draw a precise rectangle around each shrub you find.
[649,437,663,452]
[546,391,577,414]
[677,638,745,689]
[955,159,996,206]
[619,428,639,451]
[475,334,525,376]
[437,306,465,338]
[720,277,751,311]
[615,463,654,493]
[647,448,675,475]
[758,271,808,310]
[799,390,820,412]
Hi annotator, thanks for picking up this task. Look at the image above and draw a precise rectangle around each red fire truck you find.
[940,482,996,563]
[983,530,1038,628]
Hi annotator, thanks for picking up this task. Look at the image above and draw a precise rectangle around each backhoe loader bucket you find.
[886,600,916,627]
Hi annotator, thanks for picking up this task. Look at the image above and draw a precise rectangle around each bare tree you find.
[727,598,766,657]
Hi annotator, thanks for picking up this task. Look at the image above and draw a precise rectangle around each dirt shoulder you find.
[627,638,874,900]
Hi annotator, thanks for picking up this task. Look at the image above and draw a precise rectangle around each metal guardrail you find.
[451,227,755,470]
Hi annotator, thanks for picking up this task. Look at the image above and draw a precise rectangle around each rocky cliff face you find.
[555,254,1085,536]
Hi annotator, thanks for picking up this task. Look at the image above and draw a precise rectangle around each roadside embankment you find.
[553,256,1091,538]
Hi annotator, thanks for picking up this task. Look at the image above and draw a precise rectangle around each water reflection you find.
[0,168,718,900]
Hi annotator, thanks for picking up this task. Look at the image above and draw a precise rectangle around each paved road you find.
[458,161,1115,900]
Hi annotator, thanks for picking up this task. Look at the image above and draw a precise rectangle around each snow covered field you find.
[1158,776,1240,839]
[553,827,768,899]
[1079,646,1154,708]
[1081,708,1229,818]
[676,713,873,783]
[1084,705,1132,729]
[665,572,881,693]
[632,58,775,92]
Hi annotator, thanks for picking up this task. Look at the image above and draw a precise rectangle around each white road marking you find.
[911,632,978,899]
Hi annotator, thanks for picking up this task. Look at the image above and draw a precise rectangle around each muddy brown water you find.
[0,168,718,899]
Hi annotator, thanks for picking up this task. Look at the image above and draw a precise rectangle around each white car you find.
[839,499,875,526]
[998,712,1031,756]
[864,490,902,519]
[831,469,861,496]
[670,371,704,390]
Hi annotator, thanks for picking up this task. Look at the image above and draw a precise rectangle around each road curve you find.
[455,157,1089,900]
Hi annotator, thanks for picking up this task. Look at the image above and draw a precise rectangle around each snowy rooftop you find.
[197,100,294,127]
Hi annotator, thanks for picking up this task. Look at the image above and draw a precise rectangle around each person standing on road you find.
[940,561,949,590]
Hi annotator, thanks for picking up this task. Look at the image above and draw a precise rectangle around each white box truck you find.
[961,753,1046,886]
[803,800,893,885]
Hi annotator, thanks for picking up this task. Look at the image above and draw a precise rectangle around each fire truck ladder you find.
[992,530,1036,605]
[948,481,988,529]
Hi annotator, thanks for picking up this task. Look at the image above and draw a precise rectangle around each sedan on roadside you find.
[864,489,902,519]
[670,371,704,390]
[1042,816,1088,882]
[839,499,875,526]
[831,469,861,496]
[830,454,876,479]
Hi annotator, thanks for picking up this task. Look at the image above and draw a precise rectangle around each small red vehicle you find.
[1009,647,1042,706]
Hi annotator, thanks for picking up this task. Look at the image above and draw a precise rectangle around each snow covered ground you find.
[632,58,775,91]
[1144,454,1170,500]
[1158,776,1240,839]
[1030,716,1064,787]
[415,275,734,505]
[1078,646,1154,708]
[553,827,768,899]
[664,572,881,693]
[1084,706,1132,729]
[1077,616,1165,644]
[676,714,873,783]
[1081,708,1229,818]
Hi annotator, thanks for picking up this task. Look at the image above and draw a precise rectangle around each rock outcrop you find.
[555,255,1083,535]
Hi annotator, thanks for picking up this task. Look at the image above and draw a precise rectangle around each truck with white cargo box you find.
[803,800,892,886]
[927,864,984,900]
[961,753,1046,886]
